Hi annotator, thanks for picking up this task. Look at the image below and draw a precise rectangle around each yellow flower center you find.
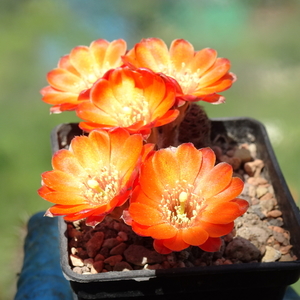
[111,93,151,127]
[83,166,120,205]
[159,62,201,94]
[159,180,205,228]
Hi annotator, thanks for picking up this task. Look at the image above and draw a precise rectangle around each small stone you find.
[234,148,252,163]
[219,155,230,163]
[83,258,94,268]
[72,267,83,274]
[92,260,104,273]
[225,237,261,262]
[113,261,133,271]
[161,261,171,269]
[251,198,260,205]
[262,246,281,262]
[223,259,233,265]
[213,258,224,266]
[166,253,177,267]
[112,221,121,231]
[184,261,195,268]
[267,210,282,218]
[260,192,274,201]
[102,238,120,249]
[104,254,123,266]
[86,231,105,258]
[71,247,77,255]
[211,146,222,159]
[267,218,284,227]
[178,250,190,261]
[273,231,286,243]
[259,199,275,213]
[280,245,293,255]
[77,248,89,259]
[94,253,105,262]
[248,184,257,198]
[230,157,242,171]
[70,254,84,267]
[226,149,235,157]
[82,266,90,273]
[124,245,164,266]
[279,253,294,262]
[118,231,128,241]
[144,263,162,270]
[244,159,264,177]
[256,186,269,198]
[177,261,186,268]
[247,177,268,186]
[236,224,272,249]
[270,225,286,233]
[110,242,127,255]
[251,205,266,220]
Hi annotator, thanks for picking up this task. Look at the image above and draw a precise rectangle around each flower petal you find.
[195,73,235,95]
[49,204,91,215]
[152,148,179,189]
[182,226,209,246]
[89,39,110,68]
[38,187,86,205]
[70,135,101,171]
[138,153,165,200]
[47,68,85,93]
[41,86,78,106]
[77,101,118,127]
[199,220,234,237]
[175,143,202,184]
[146,223,177,240]
[198,148,216,177]
[189,48,217,74]
[129,203,163,226]
[153,240,172,254]
[58,54,80,75]
[70,45,98,83]
[51,150,85,176]
[201,201,245,224]
[170,39,194,71]
[208,177,244,204]
[41,170,82,192]
[196,162,233,199]
[135,38,170,71]
[198,58,231,88]
[163,231,189,251]
[198,237,222,252]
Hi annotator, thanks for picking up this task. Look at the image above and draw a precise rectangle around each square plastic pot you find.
[52,118,300,300]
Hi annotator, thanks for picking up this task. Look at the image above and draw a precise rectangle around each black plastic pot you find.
[52,118,300,300]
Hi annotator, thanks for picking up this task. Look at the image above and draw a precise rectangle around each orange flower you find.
[123,38,236,104]
[76,67,179,137]
[41,39,127,113]
[38,128,147,226]
[128,145,248,254]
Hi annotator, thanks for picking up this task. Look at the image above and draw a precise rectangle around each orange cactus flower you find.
[128,145,248,254]
[123,38,236,104]
[38,128,147,226]
[76,67,179,137]
[41,39,127,113]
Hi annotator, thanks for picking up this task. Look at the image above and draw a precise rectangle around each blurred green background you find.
[0,0,299,299]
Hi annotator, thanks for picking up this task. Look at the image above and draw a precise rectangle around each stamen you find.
[83,166,120,205]
[179,191,188,215]
[159,182,204,229]
[158,63,201,94]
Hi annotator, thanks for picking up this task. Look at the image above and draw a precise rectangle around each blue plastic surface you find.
[14,211,300,300]
[14,211,73,300]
